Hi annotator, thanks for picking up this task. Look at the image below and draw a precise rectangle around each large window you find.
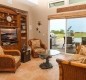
[49,1,64,8]
[50,17,86,54]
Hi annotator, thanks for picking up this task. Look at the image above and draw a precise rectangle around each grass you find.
[54,32,86,39]
[74,33,86,38]
[55,34,64,39]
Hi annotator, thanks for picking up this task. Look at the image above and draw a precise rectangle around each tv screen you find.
[1,28,18,45]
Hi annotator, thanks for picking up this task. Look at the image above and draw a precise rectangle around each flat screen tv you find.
[1,28,18,45]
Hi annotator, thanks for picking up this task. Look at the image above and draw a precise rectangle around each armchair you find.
[28,39,47,58]
[56,56,86,80]
[56,45,86,80]
[0,46,21,72]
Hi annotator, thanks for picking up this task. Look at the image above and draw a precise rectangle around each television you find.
[1,28,18,45]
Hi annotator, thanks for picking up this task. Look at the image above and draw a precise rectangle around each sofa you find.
[56,45,86,80]
[0,46,21,72]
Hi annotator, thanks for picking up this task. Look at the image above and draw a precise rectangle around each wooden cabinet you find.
[0,5,28,51]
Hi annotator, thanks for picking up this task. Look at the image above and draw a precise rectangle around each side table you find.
[21,49,31,63]
[39,54,53,69]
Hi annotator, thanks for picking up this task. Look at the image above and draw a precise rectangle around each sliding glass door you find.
[49,17,86,54]
[66,17,86,54]
[50,19,66,53]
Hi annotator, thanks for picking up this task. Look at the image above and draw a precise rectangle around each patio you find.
[51,37,82,54]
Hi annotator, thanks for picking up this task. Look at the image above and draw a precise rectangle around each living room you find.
[0,0,86,80]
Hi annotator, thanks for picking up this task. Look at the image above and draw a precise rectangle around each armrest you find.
[0,55,15,68]
[56,59,69,64]
[41,43,47,49]
[56,58,86,68]
[4,50,21,56]
[70,61,86,68]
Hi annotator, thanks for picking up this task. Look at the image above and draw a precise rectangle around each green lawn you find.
[54,32,86,39]
[74,33,86,38]
[55,34,64,39]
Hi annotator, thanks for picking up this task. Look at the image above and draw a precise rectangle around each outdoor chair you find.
[82,37,86,45]
[62,37,74,48]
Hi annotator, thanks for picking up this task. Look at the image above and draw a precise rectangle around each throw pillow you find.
[0,46,4,55]
[31,40,40,48]
[79,45,86,56]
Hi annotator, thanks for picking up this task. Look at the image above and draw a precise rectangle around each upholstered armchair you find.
[56,44,86,80]
[28,39,47,58]
[0,46,21,72]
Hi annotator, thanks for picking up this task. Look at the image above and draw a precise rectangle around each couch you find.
[56,44,86,80]
[0,46,21,72]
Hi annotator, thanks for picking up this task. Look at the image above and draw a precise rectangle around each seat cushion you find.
[31,40,40,48]
[13,56,20,64]
[0,46,4,55]
[34,47,46,53]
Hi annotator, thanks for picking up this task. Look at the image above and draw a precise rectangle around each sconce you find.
[36,27,39,31]
[38,21,42,26]
[36,27,41,33]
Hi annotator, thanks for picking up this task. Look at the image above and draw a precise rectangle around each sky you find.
[50,17,86,32]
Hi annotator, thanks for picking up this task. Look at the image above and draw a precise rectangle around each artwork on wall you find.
[38,21,42,26]
[36,27,41,33]
[36,21,42,33]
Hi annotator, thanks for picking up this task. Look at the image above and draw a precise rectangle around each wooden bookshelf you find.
[0,5,28,51]
[20,15,27,50]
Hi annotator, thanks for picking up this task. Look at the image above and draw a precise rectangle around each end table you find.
[21,49,31,63]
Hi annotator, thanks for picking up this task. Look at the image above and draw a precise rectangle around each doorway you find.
[49,17,86,54]
[49,19,66,53]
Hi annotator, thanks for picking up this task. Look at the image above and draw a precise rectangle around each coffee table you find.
[39,49,60,69]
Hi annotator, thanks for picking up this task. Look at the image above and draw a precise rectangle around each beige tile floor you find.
[0,55,59,80]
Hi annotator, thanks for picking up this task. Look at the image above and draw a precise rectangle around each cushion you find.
[0,46,4,55]
[79,45,86,55]
[34,47,45,53]
[13,56,20,64]
[31,40,40,48]
[70,54,86,63]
